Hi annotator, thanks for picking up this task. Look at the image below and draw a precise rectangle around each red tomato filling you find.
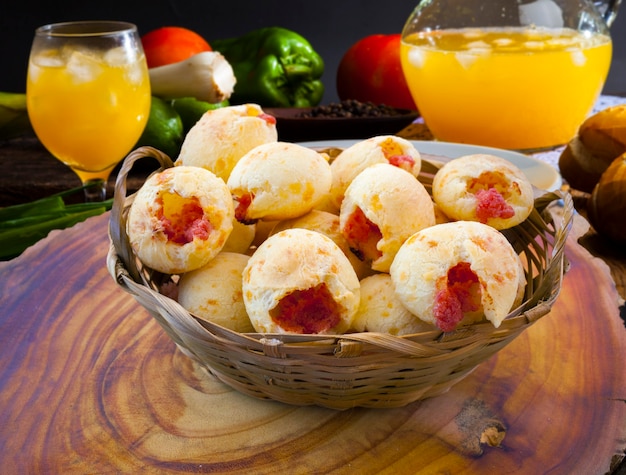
[467,171,516,223]
[387,154,416,172]
[379,138,415,172]
[156,195,212,245]
[234,193,255,224]
[259,113,277,125]
[244,105,276,126]
[342,206,382,262]
[433,262,481,332]
[474,188,515,223]
[270,284,342,334]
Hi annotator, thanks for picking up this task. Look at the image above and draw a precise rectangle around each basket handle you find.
[109,146,174,282]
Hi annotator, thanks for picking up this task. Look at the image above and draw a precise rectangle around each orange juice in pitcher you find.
[401,27,611,150]
[400,0,618,151]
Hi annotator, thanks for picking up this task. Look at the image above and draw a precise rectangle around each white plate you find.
[299,139,562,191]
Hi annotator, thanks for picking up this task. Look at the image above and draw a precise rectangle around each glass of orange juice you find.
[400,0,618,151]
[27,21,151,201]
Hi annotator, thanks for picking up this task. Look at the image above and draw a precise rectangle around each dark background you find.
[1,1,625,103]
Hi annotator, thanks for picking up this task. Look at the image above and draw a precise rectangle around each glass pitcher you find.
[400,0,620,151]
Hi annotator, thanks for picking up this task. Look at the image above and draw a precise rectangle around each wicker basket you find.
[107,146,573,410]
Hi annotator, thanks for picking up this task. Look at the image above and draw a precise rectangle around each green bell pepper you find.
[170,97,229,133]
[134,96,184,159]
[211,27,325,108]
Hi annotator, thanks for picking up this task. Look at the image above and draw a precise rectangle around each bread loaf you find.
[559,104,626,193]
[587,154,626,244]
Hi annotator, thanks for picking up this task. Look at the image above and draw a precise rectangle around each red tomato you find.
[336,34,417,111]
[141,26,212,68]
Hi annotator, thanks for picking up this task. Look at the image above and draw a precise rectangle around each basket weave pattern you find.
[108,146,573,410]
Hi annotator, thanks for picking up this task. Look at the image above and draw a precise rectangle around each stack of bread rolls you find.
[559,104,626,243]
[559,104,626,193]
[126,104,538,337]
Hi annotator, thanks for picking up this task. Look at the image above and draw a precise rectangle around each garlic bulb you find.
[149,51,236,103]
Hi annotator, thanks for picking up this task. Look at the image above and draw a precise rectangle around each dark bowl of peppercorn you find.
[265,100,419,142]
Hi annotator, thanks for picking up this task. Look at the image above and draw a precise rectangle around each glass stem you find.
[82,178,107,202]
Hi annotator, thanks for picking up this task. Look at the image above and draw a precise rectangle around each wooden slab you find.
[1,212,625,474]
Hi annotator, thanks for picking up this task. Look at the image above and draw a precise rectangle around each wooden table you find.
[0,134,156,206]
[1,209,625,473]
[1,132,626,473]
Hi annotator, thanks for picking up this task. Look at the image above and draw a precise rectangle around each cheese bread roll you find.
[329,135,422,209]
[340,163,435,273]
[227,142,332,224]
[432,154,534,230]
[352,274,435,335]
[221,219,256,254]
[271,209,373,280]
[178,252,254,332]
[242,228,360,335]
[251,219,280,249]
[176,104,277,181]
[390,221,525,332]
[127,166,234,274]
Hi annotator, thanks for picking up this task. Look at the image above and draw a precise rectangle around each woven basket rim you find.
[107,245,559,350]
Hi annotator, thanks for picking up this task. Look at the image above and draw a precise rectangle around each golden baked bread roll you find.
[390,221,525,332]
[432,154,534,230]
[271,209,373,280]
[251,219,280,249]
[352,274,435,335]
[177,252,254,332]
[221,219,256,254]
[578,104,626,162]
[127,166,234,274]
[558,137,609,193]
[559,104,626,193]
[329,135,422,210]
[340,163,435,273]
[227,142,332,223]
[242,228,360,335]
[587,154,626,244]
[176,104,278,181]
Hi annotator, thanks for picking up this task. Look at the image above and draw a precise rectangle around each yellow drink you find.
[27,46,151,182]
[400,27,612,150]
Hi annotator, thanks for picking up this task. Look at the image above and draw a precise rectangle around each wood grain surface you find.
[1,211,625,474]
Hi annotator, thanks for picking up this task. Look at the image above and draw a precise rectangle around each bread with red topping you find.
[270,209,373,280]
[329,135,422,210]
[242,228,360,335]
[127,166,234,274]
[432,154,534,230]
[340,163,435,272]
[227,141,332,224]
[389,221,525,332]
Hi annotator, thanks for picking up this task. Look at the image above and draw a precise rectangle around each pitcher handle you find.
[595,0,622,27]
